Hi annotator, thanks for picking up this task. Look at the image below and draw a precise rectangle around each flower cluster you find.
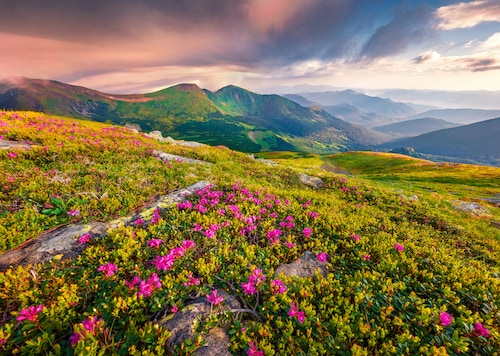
[241,268,266,295]
[16,304,44,323]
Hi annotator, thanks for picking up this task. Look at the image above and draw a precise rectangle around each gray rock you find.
[408,195,419,202]
[152,150,212,166]
[298,173,324,189]
[454,201,490,216]
[160,291,240,355]
[256,158,278,166]
[0,222,108,271]
[275,251,328,278]
[0,139,34,150]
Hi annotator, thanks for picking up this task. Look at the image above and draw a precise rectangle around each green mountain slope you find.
[0,112,499,354]
[0,77,388,153]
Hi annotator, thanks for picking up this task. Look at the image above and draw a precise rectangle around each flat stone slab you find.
[275,251,328,278]
[299,173,324,189]
[152,150,212,166]
[0,181,212,271]
[454,201,490,217]
[0,139,34,150]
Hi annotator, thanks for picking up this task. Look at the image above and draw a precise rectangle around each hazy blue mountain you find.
[373,118,460,137]
[406,108,500,125]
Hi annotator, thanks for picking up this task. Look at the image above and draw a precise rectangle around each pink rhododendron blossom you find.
[266,229,282,244]
[97,262,118,276]
[241,281,257,295]
[474,323,490,338]
[181,240,195,251]
[147,239,163,248]
[362,254,371,261]
[171,305,179,313]
[152,255,175,271]
[138,273,162,298]
[78,232,92,244]
[150,208,161,224]
[206,290,224,305]
[352,234,361,242]
[177,201,192,210]
[82,316,103,333]
[316,252,328,263]
[271,279,287,294]
[288,302,305,324]
[16,304,44,322]
[67,209,80,217]
[439,311,453,326]
[284,241,296,248]
[69,332,81,346]
[7,152,18,158]
[307,211,318,218]
[302,227,313,238]
[247,341,264,356]
[394,243,405,252]
[184,274,201,286]
[125,276,141,290]
[133,218,144,226]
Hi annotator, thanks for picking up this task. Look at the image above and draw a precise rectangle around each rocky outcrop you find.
[275,251,328,278]
[160,290,240,355]
[0,139,34,150]
[454,201,490,217]
[152,150,212,166]
[0,181,212,271]
[298,173,324,189]
[146,131,206,147]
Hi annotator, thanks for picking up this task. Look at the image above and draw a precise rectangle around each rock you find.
[0,222,108,272]
[0,181,212,271]
[454,201,490,217]
[298,173,324,189]
[275,251,328,278]
[146,130,164,140]
[152,150,212,166]
[160,291,240,355]
[256,158,277,166]
[408,195,419,202]
[0,139,34,150]
[176,141,206,148]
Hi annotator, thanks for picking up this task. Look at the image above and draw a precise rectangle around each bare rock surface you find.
[146,131,205,147]
[454,201,490,217]
[0,181,212,271]
[152,150,212,166]
[298,173,324,189]
[160,290,240,355]
[0,139,34,150]
[275,251,328,278]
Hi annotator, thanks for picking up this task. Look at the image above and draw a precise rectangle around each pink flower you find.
[147,239,163,248]
[241,281,257,295]
[177,201,193,210]
[82,316,103,334]
[133,218,144,226]
[152,255,175,271]
[302,227,313,238]
[247,341,264,356]
[181,239,196,251]
[16,304,44,322]
[7,152,18,158]
[307,211,318,219]
[316,252,328,263]
[439,311,453,326]
[171,305,179,313]
[183,274,201,286]
[125,276,141,289]
[249,268,266,286]
[352,234,361,242]
[97,262,118,277]
[362,254,371,261]
[150,208,161,224]
[394,243,405,252]
[266,228,282,245]
[206,290,224,305]
[78,232,92,244]
[474,323,490,338]
[284,241,296,248]
[67,209,80,217]
[137,273,162,298]
[271,279,287,294]
[288,302,305,324]
[69,332,81,346]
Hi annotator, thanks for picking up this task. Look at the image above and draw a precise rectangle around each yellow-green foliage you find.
[0,112,499,354]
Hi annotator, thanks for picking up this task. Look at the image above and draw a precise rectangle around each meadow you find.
[1,112,499,354]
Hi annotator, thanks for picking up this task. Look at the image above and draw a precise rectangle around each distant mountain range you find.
[406,108,500,125]
[0,77,388,153]
[373,118,460,138]
[381,118,500,166]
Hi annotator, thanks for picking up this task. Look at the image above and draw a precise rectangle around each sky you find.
[1,0,499,94]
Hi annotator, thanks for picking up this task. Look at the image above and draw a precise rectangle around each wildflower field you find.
[0,112,499,354]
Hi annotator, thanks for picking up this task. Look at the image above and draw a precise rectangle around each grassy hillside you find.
[0,78,389,154]
[1,112,499,354]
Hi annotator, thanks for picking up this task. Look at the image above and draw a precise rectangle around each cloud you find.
[359,5,434,60]
[413,51,441,64]
[480,32,500,50]
[435,0,500,30]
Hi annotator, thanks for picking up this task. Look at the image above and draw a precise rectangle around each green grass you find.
[0,113,499,354]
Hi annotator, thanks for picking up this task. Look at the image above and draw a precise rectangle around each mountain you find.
[382,117,500,165]
[285,89,417,127]
[0,77,388,153]
[406,108,500,125]
[373,118,460,137]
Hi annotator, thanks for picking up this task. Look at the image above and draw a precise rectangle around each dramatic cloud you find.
[359,5,434,60]
[435,0,500,30]
[413,51,441,64]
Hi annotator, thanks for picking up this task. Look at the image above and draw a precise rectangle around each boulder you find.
[275,251,328,278]
[454,201,490,217]
[152,150,212,166]
[298,173,324,189]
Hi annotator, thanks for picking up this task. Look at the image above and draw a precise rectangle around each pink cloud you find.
[435,0,500,30]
